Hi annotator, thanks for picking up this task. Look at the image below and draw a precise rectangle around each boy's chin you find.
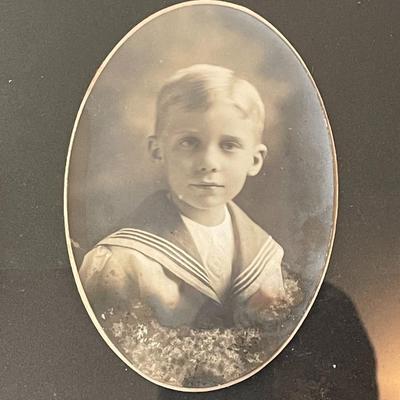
[170,190,235,211]
[185,196,229,210]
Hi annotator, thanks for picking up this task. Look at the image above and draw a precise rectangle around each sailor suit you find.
[79,191,285,328]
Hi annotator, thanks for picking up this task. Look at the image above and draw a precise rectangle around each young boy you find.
[80,64,286,328]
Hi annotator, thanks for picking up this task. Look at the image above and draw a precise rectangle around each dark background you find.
[2,1,399,399]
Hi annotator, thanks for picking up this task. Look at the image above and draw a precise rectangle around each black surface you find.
[2,1,399,398]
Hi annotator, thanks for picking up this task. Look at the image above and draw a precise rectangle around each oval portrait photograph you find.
[65,0,337,392]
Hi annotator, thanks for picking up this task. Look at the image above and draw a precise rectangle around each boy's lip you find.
[189,182,224,188]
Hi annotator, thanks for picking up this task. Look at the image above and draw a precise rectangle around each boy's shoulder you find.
[127,190,181,234]
[227,201,269,236]
[227,200,283,255]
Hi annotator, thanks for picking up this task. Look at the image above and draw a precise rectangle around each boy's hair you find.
[155,64,265,139]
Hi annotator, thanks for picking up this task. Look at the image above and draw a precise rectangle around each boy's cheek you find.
[165,152,190,168]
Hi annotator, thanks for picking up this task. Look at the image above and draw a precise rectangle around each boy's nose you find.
[196,147,221,173]
[200,165,217,173]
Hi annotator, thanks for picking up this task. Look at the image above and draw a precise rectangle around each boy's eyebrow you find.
[221,134,245,144]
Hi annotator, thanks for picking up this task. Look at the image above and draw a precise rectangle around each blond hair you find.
[155,64,265,139]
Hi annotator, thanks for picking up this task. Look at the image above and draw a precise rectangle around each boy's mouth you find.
[190,182,224,189]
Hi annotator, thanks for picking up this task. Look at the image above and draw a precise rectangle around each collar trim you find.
[113,228,209,282]
[231,236,279,296]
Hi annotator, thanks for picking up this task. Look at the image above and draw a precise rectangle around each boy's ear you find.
[148,135,163,162]
[247,144,268,176]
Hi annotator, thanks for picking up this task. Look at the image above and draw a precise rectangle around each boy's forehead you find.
[162,101,258,134]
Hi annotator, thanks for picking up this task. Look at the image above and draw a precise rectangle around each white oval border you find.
[64,0,338,393]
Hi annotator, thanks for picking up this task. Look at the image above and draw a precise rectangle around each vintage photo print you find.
[64,1,337,392]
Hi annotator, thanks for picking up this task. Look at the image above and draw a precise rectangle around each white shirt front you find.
[181,209,235,300]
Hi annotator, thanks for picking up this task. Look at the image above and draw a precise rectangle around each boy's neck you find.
[169,192,226,226]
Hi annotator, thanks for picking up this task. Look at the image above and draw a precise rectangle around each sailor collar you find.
[97,191,282,304]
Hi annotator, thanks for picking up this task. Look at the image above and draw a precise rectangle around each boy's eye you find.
[221,141,242,151]
[178,137,199,149]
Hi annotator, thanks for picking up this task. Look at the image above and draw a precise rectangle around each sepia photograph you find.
[65,1,337,391]
[4,0,400,398]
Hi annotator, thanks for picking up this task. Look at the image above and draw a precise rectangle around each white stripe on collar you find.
[111,229,210,282]
[232,236,280,296]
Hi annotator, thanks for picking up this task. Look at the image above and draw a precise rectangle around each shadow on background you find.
[157,282,378,400]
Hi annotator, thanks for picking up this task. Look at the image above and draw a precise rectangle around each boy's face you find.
[150,100,266,218]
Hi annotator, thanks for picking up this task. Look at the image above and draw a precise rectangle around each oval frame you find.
[64,0,338,392]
